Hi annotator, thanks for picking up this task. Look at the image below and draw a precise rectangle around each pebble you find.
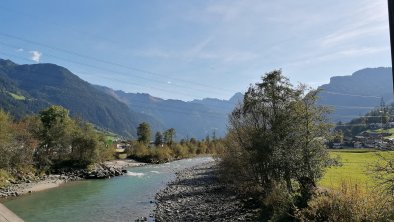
[154,162,260,221]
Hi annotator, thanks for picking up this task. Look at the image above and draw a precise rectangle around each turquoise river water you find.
[2,157,213,222]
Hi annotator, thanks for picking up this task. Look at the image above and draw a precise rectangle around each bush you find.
[295,182,394,221]
[0,169,12,188]
[153,146,173,163]
[263,182,297,221]
[173,144,189,159]
[131,142,150,159]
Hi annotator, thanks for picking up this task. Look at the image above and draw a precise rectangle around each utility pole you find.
[380,98,386,149]
[388,0,394,94]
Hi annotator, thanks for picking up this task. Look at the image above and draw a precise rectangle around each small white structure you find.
[353,141,362,148]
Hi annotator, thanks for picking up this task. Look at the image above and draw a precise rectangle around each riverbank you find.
[0,159,145,199]
[155,162,260,221]
[0,203,23,222]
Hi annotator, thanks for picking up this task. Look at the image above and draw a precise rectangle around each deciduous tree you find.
[137,122,151,145]
[221,70,331,207]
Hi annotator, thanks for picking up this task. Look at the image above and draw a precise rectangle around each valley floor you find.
[155,162,260,222]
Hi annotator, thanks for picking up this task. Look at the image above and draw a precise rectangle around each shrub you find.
[173,144,189,158]
[263,182,297,221]
[295,182,394,222]
[0,169,12,188]
[153,146,173,163]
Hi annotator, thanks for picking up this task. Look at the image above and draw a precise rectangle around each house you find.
[353,141,362,148]
[116,141,128,153]
[332,143,342,149]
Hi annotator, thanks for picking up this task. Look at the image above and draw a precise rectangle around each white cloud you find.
[320,1,388,47]
[29,51,42,63]
[16,48,24,52]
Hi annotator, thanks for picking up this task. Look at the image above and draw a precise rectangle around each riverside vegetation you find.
[218,70,394,221]
[0,104,225,197]
[0,105,118,195]
[126,122,225,163]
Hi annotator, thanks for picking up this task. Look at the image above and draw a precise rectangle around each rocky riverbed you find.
[0,159,145,199]
[155,162,260,221]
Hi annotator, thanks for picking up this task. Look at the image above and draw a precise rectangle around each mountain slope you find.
[318,67,393,122]
[0,59,163,137]
[95,86,242,139]
[0,60,49,118]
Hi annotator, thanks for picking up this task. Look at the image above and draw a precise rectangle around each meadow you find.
[319,148,394,191]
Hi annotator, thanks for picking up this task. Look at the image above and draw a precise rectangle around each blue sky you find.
[0,0,390,101]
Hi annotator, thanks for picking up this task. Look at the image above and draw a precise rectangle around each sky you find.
[0,0,391,101]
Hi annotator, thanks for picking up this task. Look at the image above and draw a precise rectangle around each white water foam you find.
[126,172,144,177]
[150,171,160,174]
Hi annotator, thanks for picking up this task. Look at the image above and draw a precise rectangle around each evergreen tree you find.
[154,131,163,146]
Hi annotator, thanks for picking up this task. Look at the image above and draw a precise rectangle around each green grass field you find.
[319,149,394,191]
[367,128,394,138]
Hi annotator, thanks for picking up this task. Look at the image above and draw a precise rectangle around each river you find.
[2,157,214,222]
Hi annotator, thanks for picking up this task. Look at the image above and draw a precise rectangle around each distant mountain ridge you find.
[95,86,242,139]
[318,67,393,122]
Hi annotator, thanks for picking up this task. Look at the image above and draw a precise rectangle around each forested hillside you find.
[0,59,163,137]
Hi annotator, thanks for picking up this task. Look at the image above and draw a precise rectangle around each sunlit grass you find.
[367,128,394,138]
[7,92,25,100]
[319,149,394,191]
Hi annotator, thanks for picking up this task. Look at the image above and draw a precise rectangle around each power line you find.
[0,47,389,113]
[0,41,222,98]
[323,104,376,109]
[0,32,236,94]
[0,51,237,114]
[0,45,237,104]
[0,54,233,117]
[0,33,388,102]
[0,50,386,112]
[319,90,381,99]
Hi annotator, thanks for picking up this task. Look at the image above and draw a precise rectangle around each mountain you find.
[318,67,393,122]
[191,92,243,114]
[0,59,163,137]
[95,86,242,139]
[3,58,391,137]
[0,60,50,118]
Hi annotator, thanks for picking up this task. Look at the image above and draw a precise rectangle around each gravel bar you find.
[155,162,260,221]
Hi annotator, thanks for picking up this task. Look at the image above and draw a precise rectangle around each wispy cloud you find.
[133,40,259,63]
[287,46,389,67]
[16,48,24,52]
[321,25,388,46]
[320,1,388,47]
[29,50,42,63]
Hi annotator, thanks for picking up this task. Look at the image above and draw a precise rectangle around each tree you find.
[0,110,15,170]
[164,128,176,146]
[221,70,331,207]
[154,131,163,146]
[37,105,76,168]
[137,122,151,145]
[372,153,394,197]
[70,120,106,167]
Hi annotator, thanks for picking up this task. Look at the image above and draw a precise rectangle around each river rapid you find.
[2,157,214,222]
